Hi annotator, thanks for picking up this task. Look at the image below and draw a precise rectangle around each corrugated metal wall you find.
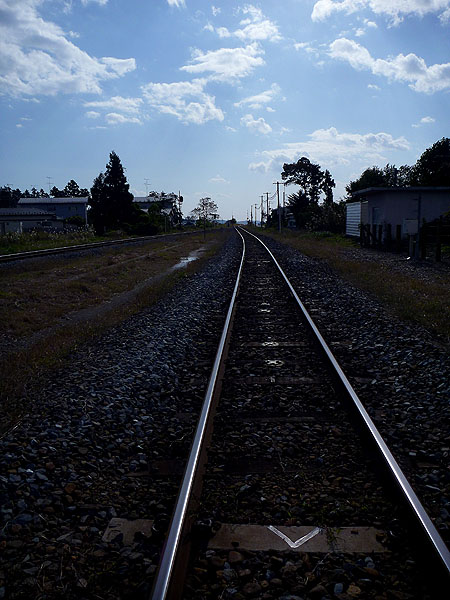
[346,202,361,237]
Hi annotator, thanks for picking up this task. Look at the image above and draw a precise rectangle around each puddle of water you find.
[170,250,202,272]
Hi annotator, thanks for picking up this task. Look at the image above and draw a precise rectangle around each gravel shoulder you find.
[0,229,448,599]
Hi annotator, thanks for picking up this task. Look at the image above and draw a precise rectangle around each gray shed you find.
[346,187,450,238]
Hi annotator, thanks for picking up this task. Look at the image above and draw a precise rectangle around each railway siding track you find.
[152,228,449,599]
[0,231,196,263]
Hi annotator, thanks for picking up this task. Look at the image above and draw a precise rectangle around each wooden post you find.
[377,224,383,248]
[420,221,427,260]
[396,224,402,253]
[371,224,377,247]
[436,218,442,262]
[386,223,392,250]
[363,224,370,247]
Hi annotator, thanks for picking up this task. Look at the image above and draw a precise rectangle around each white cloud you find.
[212,6,221,16]
[141,78,224,125]
[207,5,281,43]
[235,5,281,42]
[412,116,436,127]
[241,113,272,135]
[81,0,108,5]
[249,127,409,172]
[100,57,136,77]
[329,38,450,93]
[85,110,100,118]
[0,0,136,98]
[167,0,185,7]
[84,96,143,114]
[180,43,265,83]
[234,83,281,109]
[209,174,229,183]
[105,112,142,125]
[217,27,231,38]
[368,83,380,90]
[312,1,450,24]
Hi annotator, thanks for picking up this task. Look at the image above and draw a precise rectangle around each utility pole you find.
[250,205,253,226]
[273,181,282,233]
[260,195,264,227]
[254,203,258,227]
[265,192,270,224]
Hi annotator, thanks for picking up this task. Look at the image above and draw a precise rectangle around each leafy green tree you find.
[89,151,139,234]
[282,157,324,204]
[410,137,450,186]
[345,138,450,200]
[0,187,22,208]
[281,157,335,228]
[50,186,66,197]
[190,197,219,226]
[89,173,107,233]
[64,179,89,197]
[322,169,335,205]
[345,166,386,198]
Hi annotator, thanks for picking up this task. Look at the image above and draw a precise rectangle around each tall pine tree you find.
[89,151,137,234]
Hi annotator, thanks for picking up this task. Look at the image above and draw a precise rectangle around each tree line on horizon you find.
[2,138,448,234]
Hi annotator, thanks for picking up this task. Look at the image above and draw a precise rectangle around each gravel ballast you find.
[260,234,449,543]
[0,229,448,599]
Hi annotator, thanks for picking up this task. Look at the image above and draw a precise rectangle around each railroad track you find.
[150,227,449,599]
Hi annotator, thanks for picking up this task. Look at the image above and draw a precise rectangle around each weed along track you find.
[152,228,449,599]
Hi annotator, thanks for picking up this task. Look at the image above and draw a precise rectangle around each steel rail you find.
[0,230,195,263]
[151,228,246,600]
[242,227,450,577]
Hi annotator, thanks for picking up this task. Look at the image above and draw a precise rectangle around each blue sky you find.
[1,0,449,221]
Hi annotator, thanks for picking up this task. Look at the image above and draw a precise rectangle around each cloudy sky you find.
[1,0,449,220]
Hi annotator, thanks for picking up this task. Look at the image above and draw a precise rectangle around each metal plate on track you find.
[208,524,387,553]
[239,376,316,385]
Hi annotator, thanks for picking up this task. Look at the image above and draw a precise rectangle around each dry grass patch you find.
[260,229,450,343]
